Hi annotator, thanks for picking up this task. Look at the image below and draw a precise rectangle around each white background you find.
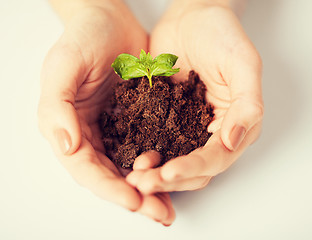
[1,0,312,239]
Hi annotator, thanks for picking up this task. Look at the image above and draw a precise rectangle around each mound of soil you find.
[98,70,214,169]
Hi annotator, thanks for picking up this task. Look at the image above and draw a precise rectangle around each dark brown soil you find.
[98,70,214,169]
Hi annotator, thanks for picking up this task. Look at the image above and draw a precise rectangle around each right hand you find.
[127,0,263,196]
[38,4,175,226]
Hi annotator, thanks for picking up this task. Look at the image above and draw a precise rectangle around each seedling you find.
[111,49,180,87]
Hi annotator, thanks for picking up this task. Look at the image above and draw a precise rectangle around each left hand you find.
[126,0,264,194]
[38,4,175,225]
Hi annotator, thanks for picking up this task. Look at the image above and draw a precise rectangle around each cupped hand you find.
[126,1,264,194]
[38,4,175,225]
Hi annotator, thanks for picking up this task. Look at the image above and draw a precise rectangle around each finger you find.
[138,193,175,226]
[38,98,81,156]
[220,49,264,151]
[133,150,162,170]
[128,163,212,193]
[127,168,163,195]
[160,127,260,181]
[160,131,227,181]
[135,173,211,194]
[155,193,176,226]
[38,41,88,156]
[127,151,162,188]
[126,170,145,187]
[160,130,234,179]
[175,177,211,192]
[155,176,212,193]
[59,137,142,211]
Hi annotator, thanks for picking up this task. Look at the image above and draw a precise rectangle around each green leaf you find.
[152,67,180,77]
[151,53,179,77]
[120,64,147,80]
[154,53,178,68]
[150,64,170,76]
[139,49,154,68]
[111,50,180,87]
[139,49,147,61]
[111,53,142,80]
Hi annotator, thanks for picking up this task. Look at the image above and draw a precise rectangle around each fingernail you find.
[55,128,72,155]
[162,223,172,227]
[229,125,246,151]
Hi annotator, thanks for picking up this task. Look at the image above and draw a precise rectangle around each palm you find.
[150,6,257,134]
[39,8,176,224]
[60,8,147,174]
[125,4,263,196]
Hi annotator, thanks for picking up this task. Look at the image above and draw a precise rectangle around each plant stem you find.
[148,75,153,88]
[146,68,152,87]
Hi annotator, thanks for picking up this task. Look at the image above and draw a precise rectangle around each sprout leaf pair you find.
[111,49,180,87]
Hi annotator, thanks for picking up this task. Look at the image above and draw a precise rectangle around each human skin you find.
[38,0,263,226]
[126,0,264,194]
[38,0,175,226]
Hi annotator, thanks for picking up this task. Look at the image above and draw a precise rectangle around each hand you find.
[38,3,175,225]
[126,1,264,194]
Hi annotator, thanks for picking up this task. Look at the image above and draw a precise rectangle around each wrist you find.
[165,0,232,20]
[49,0,124,24]
[170,0,231,10]
[169,0,247,16]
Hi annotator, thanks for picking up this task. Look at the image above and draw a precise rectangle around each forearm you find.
[49,0,123,23]
[168,0,246,17]
[169,0,230,9]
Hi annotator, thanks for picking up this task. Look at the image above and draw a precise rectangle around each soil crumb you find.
[98,70,214,168]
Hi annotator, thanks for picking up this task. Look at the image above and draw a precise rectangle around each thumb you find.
[221,54,264,151]
[38,42,87,155]
[38,97,81,156]
[221,98,264,151]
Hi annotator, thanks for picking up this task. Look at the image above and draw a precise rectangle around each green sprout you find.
[111,49,180,87]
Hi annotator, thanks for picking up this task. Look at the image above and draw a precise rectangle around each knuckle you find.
[199,177,211,190]
[59,89,76,104]
[237,98,264,125]
[194,146,225,177]
[250,101,264,122]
